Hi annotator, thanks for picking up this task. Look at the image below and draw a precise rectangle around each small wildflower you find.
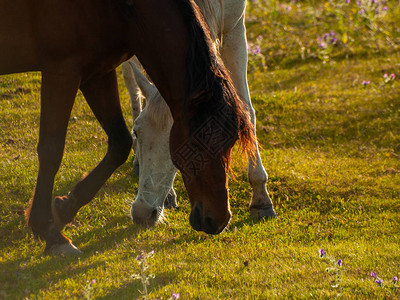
[172,293,180,299]
[136,254,143,261]
[362,80,370,86]
[371,271,377,278]
[337,259,342,267]
[393,276,398,283]
[375,278,383,285]
[252,45,261,55]
[90,279,96,285]
[319,248,327,257]
[383,73,395,84]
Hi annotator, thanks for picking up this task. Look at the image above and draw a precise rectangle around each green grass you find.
[1,0,400,299]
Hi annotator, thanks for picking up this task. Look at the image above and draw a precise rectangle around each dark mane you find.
[174,0,256,162]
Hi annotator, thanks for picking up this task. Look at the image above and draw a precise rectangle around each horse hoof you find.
[45,242,83,256]
[164,188,177,209]
[250,205,277,220]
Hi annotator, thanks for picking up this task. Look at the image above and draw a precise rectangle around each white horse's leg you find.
[220,18,276,219]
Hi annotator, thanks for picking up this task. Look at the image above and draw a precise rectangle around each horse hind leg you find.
[25,69,82,255]
[51,70,132,234]
[220,19,276,220]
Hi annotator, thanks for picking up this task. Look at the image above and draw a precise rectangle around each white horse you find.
[122,0,276,226]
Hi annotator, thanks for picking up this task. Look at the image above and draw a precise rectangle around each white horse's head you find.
[123,61,177,226]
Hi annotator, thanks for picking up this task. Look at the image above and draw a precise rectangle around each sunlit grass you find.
[1,0,400,299]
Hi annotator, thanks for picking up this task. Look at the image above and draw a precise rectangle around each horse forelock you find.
[175,0,255,163]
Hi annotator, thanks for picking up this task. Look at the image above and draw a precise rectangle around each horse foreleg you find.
[25,70,81,254]
[51,71,132,232]
[220,20,276,220]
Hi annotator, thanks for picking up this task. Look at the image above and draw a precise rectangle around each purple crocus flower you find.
[375,278,383,285]
[252,45,261,55]
[337,259,342,267]
[172,293,180,299]
[393,276,398,283]
[371,271,377,278]
[319,249,327,257]
[362,80,370,86]
[136,254,143,261]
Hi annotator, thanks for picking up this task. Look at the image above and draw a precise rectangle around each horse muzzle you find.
[189,204,230,234]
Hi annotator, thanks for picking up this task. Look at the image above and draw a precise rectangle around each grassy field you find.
[1,0,400,299]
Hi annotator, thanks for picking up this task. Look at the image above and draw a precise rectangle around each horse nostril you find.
[189,205,202,231]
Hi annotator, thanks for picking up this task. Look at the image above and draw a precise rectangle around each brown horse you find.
[0,0,255,254]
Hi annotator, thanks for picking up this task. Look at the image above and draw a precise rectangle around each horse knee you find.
[36,140,64,175]
[108,130,133,166]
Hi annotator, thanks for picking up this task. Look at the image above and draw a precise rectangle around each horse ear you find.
[191,90,212,106]
[128,60,157,100]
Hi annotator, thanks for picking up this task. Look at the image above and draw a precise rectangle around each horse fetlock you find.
[25,204,52,241]
[51,194,78,230]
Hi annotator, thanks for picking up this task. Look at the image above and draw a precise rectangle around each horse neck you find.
[127,0,192,119]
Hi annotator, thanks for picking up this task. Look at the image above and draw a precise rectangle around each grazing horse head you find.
[169,61,255,234]
[124,63,177,226]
